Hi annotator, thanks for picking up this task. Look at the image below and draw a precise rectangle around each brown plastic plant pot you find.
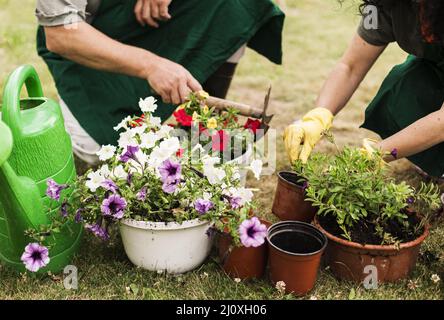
[313,215,429,283]
[267,221,327,296]
[272,171,317,222]
[218,220,271,280]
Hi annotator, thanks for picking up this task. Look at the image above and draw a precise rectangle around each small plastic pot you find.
[267,221,327,296]
[218,220,271,280]
[272,171,317,222]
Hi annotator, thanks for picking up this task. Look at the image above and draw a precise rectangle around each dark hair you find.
[347,0,444,43]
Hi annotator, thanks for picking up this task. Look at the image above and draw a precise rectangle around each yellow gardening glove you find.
[284,107,334,164]
[360,138,387,166]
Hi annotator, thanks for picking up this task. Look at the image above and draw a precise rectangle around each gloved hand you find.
[284,107,334,163]
[360,138,387,167]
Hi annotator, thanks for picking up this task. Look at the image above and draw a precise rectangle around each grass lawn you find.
[0,0,443,300]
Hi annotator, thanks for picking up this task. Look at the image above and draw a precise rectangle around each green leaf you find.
[348,288,356,300]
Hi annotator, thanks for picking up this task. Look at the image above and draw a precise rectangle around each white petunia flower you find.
[203,165,226,185]
[140,132,159,150]
[113,116,131,132]
[150,116,162,128]
[158,125,174,138]
[85,170,106,192]
[224,187,254,206]
[96,145,116,161]
[249,159,263,180]
[139,97,158,113]
[130,124,148,136]
[98,165,111,178]
[111,165,128,181]
[118,131,138,148]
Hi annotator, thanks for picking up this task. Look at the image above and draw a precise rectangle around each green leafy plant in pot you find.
[293,148,441,283]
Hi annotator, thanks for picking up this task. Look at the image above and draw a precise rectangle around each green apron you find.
[37,0,284,146]
[362,44,444,177]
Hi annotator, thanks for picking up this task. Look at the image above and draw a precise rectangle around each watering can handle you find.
[1,65,44,137]
[0,121,13,167]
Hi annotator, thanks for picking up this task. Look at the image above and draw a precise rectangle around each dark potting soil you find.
[271,231,323,254]
[318,214,423,245]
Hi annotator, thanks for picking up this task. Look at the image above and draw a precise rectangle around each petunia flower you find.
[46,179,68,201]
[159,159,182,183]
[139,97,158,113]
[101,194,127,220]
[137,187,148,201]
[239,217,267,248]
[194,199,214,215]
[120,145,140,163]
[21,243,50,272]
[391,148,398,159]
[96,145,116,161]
[207,117,218,129]
[162,178,180,194]
[86,223,110,241]
[101,179,118,193]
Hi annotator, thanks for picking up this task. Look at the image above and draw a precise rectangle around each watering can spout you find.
[0,120,47,253]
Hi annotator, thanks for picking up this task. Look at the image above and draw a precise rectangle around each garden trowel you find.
[206,86,274,133]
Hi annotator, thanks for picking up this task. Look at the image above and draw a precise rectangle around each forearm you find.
[316,62,364,115]
[44,22,156,79]
[316,34,386,115]
[379,107,444,160]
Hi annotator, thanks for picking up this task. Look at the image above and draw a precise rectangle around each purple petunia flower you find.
[102,179,118,193]
[159,159,182,183]
[229,196,242,210]
[239,217,267,248]
[194,199,214,215]
[101,194,127,220]
[137,187,148,201]
[162,178,180,194]
[86,223,110,241]
[407,197,415,204]
[21,243,50,272]
[120,145,139,163]
[75,209,83,223]
[391,148,398,159]
[46,179,68,201]
[60,200,68,218]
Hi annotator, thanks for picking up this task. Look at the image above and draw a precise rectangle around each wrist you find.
[140,50,159,79]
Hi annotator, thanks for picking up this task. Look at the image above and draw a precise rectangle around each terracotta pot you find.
[314,216,429,283]
[267,221,327,296]
[272,171,316,222]
[218,220,271,280]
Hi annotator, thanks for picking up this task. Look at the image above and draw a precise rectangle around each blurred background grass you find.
[0,0,443,299]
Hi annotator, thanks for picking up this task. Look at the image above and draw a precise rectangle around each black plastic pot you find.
[267,221,327,296]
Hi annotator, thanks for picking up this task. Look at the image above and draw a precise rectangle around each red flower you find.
[173,109,193,127]
[244,118,262,134]
[130,114,145,128]
[176,148,185,158]
[211,130,229,152]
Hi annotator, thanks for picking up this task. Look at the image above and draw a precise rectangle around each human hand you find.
[283,108,334,163]
[145,56,202,105]
[134,0,172,28]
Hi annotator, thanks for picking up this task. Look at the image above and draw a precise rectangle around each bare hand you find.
[134,0,172,28]
[145,56,202,105]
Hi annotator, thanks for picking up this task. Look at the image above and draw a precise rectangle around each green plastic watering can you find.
[0,65,83,273]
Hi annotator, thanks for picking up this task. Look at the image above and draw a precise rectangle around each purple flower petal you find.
[45,179,68,201]
[101,194,127,220]
[159,159,182,183]
[21,243,50,272]
[120,145,139,163]
[194,199,214,215]
[238,217,267,248]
